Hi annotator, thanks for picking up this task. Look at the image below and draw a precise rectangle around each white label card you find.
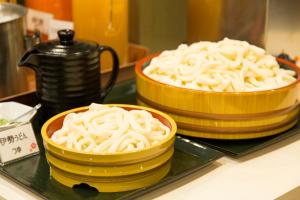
[0,123,39,165]
[48,19,74,40]
[26,8,54,34]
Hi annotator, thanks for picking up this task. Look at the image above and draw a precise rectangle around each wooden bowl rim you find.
[41,104,177,156]
[135,54,300,96]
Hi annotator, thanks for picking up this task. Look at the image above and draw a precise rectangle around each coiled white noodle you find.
[143,38,296,92]
[51,104,170,153]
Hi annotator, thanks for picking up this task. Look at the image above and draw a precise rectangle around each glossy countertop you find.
[1,131,300,200]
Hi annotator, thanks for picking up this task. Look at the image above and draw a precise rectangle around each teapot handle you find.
[98,46,120,99]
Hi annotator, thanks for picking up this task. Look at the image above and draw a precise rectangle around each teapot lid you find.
[34,29,98,57]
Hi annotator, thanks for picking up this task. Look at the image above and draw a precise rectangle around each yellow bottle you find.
[0,0,16,3]
[72,0,128,71]
[187,0,222,43]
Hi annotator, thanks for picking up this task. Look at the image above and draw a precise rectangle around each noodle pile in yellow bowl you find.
[42,104,177,192]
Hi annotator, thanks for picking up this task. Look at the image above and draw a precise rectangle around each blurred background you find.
[1,0,300,60]
[0,0,299,97]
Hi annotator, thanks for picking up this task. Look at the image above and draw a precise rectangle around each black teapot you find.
[18,29,119,117]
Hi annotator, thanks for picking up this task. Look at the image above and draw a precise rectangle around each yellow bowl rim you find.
[135,54,300,96]
[41,104,177,156]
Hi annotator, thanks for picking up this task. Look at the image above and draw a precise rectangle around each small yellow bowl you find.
[136,55,300,139]
[41,104,177,192]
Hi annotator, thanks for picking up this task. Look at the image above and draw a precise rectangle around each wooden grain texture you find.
[136,55,300,139]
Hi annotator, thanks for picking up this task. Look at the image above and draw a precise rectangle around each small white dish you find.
[0,102,36,131]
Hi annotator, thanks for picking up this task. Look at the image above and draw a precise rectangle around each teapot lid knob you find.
[58,29,74,45]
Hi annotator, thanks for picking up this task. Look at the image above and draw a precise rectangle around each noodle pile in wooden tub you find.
[136,38,300,139]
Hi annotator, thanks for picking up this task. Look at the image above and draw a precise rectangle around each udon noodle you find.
[144,38,296,92]
[51,104,170,153]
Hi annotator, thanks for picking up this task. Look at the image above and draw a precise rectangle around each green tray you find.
[0,81,223,200]
[106,80,300,158]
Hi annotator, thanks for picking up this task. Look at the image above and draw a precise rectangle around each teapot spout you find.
[18,48,39,70]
